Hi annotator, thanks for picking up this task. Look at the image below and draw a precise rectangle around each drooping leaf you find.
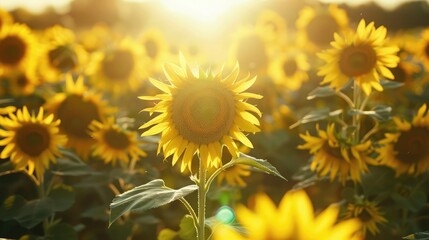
[109,179,198,226]
[233,154,286,180]
[290,108,343,129]
[0,195,27,220]
[306,86,337,100]
[380,79,404,89]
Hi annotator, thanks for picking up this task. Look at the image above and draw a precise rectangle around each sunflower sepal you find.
[290,108,343,129]
[109,179,198,227]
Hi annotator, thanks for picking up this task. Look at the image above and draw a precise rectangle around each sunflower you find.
[2,67,39,97]
[87,37,148,96]
[255,9,287,44]
[213,190,362,240]
[0,106,16,115]
[229,27,270,75]
[296,4,349,50]
[345,200,387,236]
[77,23,116,53]
[139,29,169,73]
[298,123,376,184]
[417,28,429,71]
[0,106,67,181]
[44,75,112,159]
[377,104,429,176]
[318,19,400,95]
[89,117,146,166]
[0,23,38,73]
[0,8,13,29]
[38,25,88,83]
[268,51,310,91]
[139,58,262,172]
[217,164,251,188]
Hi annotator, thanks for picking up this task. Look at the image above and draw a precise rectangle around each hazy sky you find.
[0,0,427,13]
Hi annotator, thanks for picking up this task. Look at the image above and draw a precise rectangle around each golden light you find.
[159,0,249,23]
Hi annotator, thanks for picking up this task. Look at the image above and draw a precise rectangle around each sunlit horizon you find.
[0,0,428,14]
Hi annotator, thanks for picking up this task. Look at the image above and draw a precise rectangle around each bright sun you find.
[160,0,249,23]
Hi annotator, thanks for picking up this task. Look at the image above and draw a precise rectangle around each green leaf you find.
[0,161,15,173]
[290,108,342,129]
[47,223,78,240]
[109,179,198,226]
[108,220,133,240]
[0,195,26,220]
[81,206,109,221]
[50,155,93,176]
[15,198,55,228]
[233,154,286,180]
[48,184,76,212]
[348,105,391,121]
[392,189,427,212]
[178,215,197,240]
[403,230,429,240]
[380,79,404,89]
[306,86,336,100]
[158,229,179,240]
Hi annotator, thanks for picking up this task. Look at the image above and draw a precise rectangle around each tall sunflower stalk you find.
[109,56,285,239]
[296,19,400,237]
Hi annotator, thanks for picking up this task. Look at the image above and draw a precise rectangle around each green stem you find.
[197,158,207,240]
[361,121,379,143]
[179,197,198,226]
[38,175,49,234]
[205,161,234,191]
[352,81,362,142]
[336,91,355,109]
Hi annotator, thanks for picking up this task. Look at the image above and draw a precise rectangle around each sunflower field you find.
[1,0,429,239]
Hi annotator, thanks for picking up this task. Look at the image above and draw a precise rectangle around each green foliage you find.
[46,223,78,240]
[306,86,337,100]
[109,179,198,226]
[0,184,75,229]
[403,230,429,240]
[290,108,343,129]
[232,153,287,180]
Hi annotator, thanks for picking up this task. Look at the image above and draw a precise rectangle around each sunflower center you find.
[102,49,135,80]
[390,65,406,83]
[144,39,158,59]
[48,45,78,72]
[56,94,101,139]
[323,143,343,159]
[103,129,130,150]
[339,44,377,77]
[236,35,267,72]
[282,59,297,77]
[17,74,29,87]
[394,127,429,164]
[306,14,338,46]
[0,35,27,66]
[16,123,50,157]
[424,43,429,58]
[358,208,373,222]
[172,81,235,144]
